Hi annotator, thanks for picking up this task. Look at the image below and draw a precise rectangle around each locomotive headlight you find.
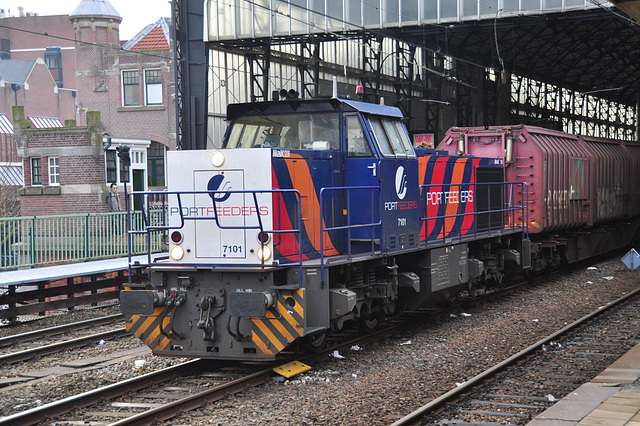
[210,151,225,167]
[170,246,185,260]
[257,246,272,261]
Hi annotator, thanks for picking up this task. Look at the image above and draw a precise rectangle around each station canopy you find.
[205,0,640,107]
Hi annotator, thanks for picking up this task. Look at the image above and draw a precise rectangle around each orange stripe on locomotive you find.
[418,156,477,242]
[271,154,339,261]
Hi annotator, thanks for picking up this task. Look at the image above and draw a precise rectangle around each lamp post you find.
[116,146,131,262]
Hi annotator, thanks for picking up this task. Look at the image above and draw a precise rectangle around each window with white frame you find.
[48,157,60,185]
[131,150,145,166]
[122,70,140,106]
[145,69,162,105]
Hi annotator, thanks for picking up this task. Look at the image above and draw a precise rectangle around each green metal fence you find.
[0,210,166,270]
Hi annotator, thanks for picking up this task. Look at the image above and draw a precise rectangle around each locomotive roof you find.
[226,98,404,121]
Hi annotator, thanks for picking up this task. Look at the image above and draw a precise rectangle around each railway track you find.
[0,360,279,426]
[392,286,640,425]
[0,278,552,425]
[0,314,126,364]
[0,330,382,425]
[1,263,633,425]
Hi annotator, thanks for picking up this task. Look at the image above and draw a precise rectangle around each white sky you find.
[2,0,172,40]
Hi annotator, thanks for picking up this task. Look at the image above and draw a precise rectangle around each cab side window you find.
[346,116,373,157]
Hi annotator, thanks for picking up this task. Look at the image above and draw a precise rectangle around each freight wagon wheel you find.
[359,305,379,334]
[303,331,328,353]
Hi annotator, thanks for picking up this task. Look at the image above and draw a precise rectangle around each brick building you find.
[0,0,175,217]
[13,107,112,215]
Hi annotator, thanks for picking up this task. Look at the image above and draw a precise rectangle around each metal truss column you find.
[299,41,320,99]
[394,41,415,119]
[424,51,442,140]
[361,35,383,104]
[173,0,207,150]
[483,70,499,126]
[248,47,271,103]
[456,61,473,126]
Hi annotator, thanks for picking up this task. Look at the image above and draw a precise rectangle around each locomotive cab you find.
[223,98,420,257]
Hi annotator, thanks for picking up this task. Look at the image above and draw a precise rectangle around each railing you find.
[319,185,383,287]
[130,189,303,270]
[0,211,166,271]
[419,181,529,244]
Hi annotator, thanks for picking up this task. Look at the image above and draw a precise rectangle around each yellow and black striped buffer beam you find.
[251,288,305,355]
[126,307,172,351]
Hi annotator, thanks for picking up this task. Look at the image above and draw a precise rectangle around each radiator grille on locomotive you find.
[476,167,505,232]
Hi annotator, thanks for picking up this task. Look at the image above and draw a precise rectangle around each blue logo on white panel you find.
[395,166,407,200]
[208,175,232,203]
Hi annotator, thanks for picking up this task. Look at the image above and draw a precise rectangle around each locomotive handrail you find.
[127,188,304,284]
[319,185,383,288]
[418,181,528,247]
[502,181,528,240]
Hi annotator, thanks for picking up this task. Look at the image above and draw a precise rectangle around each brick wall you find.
[20,193,109,216]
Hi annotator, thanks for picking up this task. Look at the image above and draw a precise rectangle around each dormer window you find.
[44,47,63,88]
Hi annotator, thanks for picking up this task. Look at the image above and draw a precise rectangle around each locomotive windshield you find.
[368,117,415,158]
[225,112,339,150]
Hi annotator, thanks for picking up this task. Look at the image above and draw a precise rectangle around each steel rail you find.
[95,327,407,425]
[390,285,640,425]
[108,368,275,425]
[0,313,125,348]
[0,327,129,365]
[0,359,205,426]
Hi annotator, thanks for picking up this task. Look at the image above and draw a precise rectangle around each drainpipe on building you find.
[11,84,20,105]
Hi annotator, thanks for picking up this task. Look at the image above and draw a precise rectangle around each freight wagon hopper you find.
[438,125,640,269]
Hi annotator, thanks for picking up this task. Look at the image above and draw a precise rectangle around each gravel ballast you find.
[1,258,638,424]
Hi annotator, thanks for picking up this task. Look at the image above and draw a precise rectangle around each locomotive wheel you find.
[445,295,458,306]
[359,305,379,334]
[502,259,521,285]
[303,331,328,353]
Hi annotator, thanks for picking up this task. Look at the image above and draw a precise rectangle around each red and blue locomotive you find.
[120,96,529,361]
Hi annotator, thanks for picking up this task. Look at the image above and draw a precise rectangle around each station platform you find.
[528,343,640,426]
[0,254,163,287]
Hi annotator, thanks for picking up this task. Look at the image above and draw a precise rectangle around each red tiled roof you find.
[129,26,169,51]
